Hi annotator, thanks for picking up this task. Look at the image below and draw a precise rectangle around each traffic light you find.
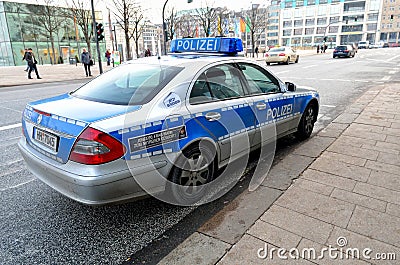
[96,23,104,42]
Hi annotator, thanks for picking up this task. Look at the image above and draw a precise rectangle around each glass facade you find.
[0,1,104,67]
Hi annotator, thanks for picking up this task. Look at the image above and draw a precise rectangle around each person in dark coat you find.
[22,48,30,71]
[25,48,41,79]
[81,48,92,77]
[255,46,259,58]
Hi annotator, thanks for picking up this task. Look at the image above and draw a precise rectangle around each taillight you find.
[278,53,286,56]
[265,54,269,57]
[70,127,125,165]
[345,50,349,52]
[334,50,337,52]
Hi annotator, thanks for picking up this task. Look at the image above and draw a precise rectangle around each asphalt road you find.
[1,48,399,265]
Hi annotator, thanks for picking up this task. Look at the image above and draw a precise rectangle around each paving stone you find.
[343,129,387,142]
[275,186,354,228]
[376,152,400,167]
[332,135,377,148]
[391,122,400,129]
[330,188,387,212]
[375,141,400,152]
[353,182,400,205]
[260,205,333,245]
[158,232,230,265]
[333,113,359,124]
[360,144,400,155]
[354,118,392,128]
[293,178,334,196]
[386,203,400,218]
[292,136,336,158]
[217,234,315,265]
[320,151,366,167]
[385,135,400,145]
[327,142,379,161]
[347,206,400,248]
[301,169,357,191]
[346,123,384,134]
[368,170,400,192]
[247,220,302,250]
[365,160,400,176]
[199,186,282,245]
[297,238,371,265]
[383,127,400,137]
[310,156,371,182]
[317,123,348,138]
[327,227,400,265]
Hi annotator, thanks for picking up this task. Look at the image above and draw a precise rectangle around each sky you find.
[5,0,265,24]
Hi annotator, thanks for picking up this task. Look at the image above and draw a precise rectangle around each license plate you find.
[270,54,278,57]
[33,127,59,152]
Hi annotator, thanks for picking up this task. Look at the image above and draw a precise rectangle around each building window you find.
[285,2,293,8]
[283,9,292,19]
[294,28,303,35]
[296,0,304,7]
[283,29,292,36]
[368,13,379,21]
[367,23,377,30]
[306,6,315,17]
[319,0,328,3]
[370,0,380,11]
[283,21,293,28]
[294,19,303,27]
[306,18,315,26]
[329,26,339,33]
[387,23,393,28]
[330,16,340,24]
[305,28,314,34]
[317,18,327,25]
[294,8,302,18]
[308,0,316,5]
[318,6,327,16]
[331,0,340,2]
[389,32,397,40]
[317,27,326,34]
[397,22,400,28]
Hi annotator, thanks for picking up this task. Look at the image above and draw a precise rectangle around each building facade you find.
[279,0,384,47]
[0,1,104,67]
[380,0,400,44]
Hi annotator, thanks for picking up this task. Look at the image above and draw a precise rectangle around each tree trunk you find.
[50,32,57,64]
[125,32,131,60]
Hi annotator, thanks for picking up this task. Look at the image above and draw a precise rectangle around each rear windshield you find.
[269,48,285,52]
[336,46,348,50]
[71,64,183,105]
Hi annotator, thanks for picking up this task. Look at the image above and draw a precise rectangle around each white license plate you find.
[270,54,278,57]
[33,127,59,151]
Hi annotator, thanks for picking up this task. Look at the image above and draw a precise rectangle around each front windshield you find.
[71,64,183,105]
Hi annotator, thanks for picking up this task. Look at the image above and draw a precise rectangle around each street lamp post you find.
[162,0,193,55]
[90,0,103,74]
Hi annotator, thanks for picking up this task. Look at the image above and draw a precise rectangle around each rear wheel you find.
[296,103,317,140]
[167,143,215,205]
[266,62,271,65]
[285,57,290,65]
[295,56,299,63]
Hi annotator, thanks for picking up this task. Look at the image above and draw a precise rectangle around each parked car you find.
[265,46,299,65]
[358,41,370,49]
[333,45,356,58]
[18,37,320,205]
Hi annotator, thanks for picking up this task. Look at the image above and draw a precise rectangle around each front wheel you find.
[296,103,317,140]
[167,143,215,205]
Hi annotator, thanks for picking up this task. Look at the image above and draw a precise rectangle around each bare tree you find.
[195,4,218,37]
[36,0,63,64]
[131,7,145,58]
[165,7,177,41]
[175,13,196,38]
[65,0,93,55]
[242,5,267,57]
[111,0,144,60]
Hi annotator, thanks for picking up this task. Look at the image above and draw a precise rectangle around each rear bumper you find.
[265,56,287,63]
[18,138,169,205]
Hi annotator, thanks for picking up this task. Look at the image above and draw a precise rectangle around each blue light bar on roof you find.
[170,37,243,54]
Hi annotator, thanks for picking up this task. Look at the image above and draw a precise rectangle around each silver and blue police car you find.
[18,37,319,205]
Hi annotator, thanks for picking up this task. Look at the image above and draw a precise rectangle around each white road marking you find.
[321,105,336,108]
[0,123,22,131]
[381,76,391,81]
[302,64,317,69]
[389,71,397,74]
[275,70,289,74]
[388,55,400,62]
[0,179,36,192]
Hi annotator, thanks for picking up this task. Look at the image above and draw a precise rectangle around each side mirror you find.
[285,82,296,92]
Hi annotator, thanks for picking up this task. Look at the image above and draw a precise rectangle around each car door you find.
[186,63,256,163]
[236,62,295,145]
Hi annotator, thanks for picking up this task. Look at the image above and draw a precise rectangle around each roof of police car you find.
[124,53,248,68]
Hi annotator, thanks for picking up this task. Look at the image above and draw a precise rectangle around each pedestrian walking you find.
[255,46,259,58]
[317,45,320,53]
[81,48,92,77]
[105,49,111,66]
[25,48,41,79]
[324,44,327,53]
[22,48,30,71]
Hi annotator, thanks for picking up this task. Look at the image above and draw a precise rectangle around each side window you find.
[239,63,281,94]
[189,64,245,104]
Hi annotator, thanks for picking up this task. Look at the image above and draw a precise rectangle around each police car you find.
[18,37,319,205]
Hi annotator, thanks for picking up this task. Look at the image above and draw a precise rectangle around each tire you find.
[333,55,336,58]
[167,143,215,205]
[295,56,299,63]
[296,103,317,140]
[285,57,290,65]
[266,62,271,65]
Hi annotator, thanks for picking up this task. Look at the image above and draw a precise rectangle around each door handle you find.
[256,102,267,111]
[205,112,221,121]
